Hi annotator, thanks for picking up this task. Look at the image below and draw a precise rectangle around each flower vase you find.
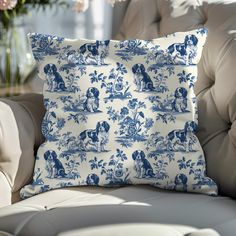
[0,17,35,96]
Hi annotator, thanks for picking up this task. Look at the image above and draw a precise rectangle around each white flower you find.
[73,0,90,12]
[0,0,17,10]
[73,0,127,12]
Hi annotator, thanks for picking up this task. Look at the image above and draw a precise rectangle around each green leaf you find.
[3,10,10,20]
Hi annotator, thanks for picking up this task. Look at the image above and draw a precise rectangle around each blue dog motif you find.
[132,150,155,178]
[174,173,188,191]
[172,87,188,112]
[79,121,110,152]
[83,87,100,112]
[44,150,66,178]
[167,34,198,65]
[166,121,198,152]
[44,64,66,92]
[132,63,154,92]
[86,173,100,185]
[79,40,110,65]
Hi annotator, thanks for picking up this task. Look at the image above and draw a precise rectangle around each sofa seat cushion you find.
[0,186,235,236]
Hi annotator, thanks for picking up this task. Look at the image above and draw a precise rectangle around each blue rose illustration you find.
[120,107,129,116]
[39,37,50,49]
[128,98,138,109]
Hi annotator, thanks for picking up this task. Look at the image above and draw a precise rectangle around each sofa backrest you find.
[113,0,236,198]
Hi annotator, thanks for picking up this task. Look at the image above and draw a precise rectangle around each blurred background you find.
[0,0,125,96]
[25,0,113,39]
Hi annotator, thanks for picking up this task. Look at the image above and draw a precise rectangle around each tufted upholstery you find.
[114,0,236,198]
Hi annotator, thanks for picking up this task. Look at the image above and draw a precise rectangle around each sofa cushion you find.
[0,186,234,236]
[115,0,236,198]
[21,29,218,199]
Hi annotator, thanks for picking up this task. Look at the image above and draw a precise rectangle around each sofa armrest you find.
[0,93,45,206]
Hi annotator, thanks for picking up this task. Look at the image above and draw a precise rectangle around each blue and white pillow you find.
[21,28,218,198]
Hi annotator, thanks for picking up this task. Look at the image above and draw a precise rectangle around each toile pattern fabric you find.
[20,28,217,198]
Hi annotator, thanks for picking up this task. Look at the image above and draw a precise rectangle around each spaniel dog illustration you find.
[174,173,188,191]
[172,87,188,112]
[166,121,198,152]
[83,87,100,112]
[44,150,66,178]
[79,40,110,65]
[132,63,154,92]
[86,173,100,185]
[44,64,66,92]
[167,34,198,65]
[79,121,110,152]
[132,150,155,178]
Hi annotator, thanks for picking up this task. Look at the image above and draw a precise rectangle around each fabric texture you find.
[114,0,236,199]
[0,186,233,236]
[21,28,217,198]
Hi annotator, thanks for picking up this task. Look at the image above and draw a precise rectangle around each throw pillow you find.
[21,28,218,198]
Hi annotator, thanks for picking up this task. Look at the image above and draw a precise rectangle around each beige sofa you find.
[0,0,236,235]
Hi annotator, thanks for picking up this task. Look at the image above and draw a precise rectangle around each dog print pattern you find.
[20,28,217,199]
[79,121,110,152]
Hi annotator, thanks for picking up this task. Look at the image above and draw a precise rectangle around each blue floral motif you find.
[39,185,50,194]
[153,158,169,180]
[152,73,169,93]
[29,33,64,61]
[115,39,148,61]
[196,28,208,36]
[58,182,73,188]
[120,107,129,116]
[97,149,131,185]
[41,111,65,141]
[32,168,44,185]
[89,70,107,83]
[177,70,197,88]
[44,98,58,110]
[177,157,195,175]
[107,99,153,147]
[65,160,81,179]
[89,156,106,170]
[64,73,81,92]
[90,62,132,101]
